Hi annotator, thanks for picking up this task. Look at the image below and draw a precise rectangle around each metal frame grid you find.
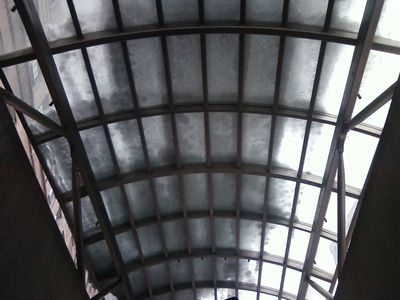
[0,0,396,299]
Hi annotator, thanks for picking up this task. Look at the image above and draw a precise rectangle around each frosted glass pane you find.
[268,178,295,219]
[128,38,168,107]
[38,137,72,193]
[35,0,74,41]
[176,290,194,300]
[306,277,330,300]
[137,224,163,258]
[241,175,266,214]
[296,184,320,225]
[204,0,240,21]
[119,0,157,27]
[213,173,236,211]
[80,126,114,179]
[129,269,146,295]
[217,289,235,300]
[198,288,214,300]
[215,218,236,249]
[331,0,367,33]
[240,220,262,252]
[171,258,191,283]
[216,257,237,281]
[283,268,301,295]
[238,290,257,300]
[243,35,279,105]
[344,131,379,189]
[303,122,335,177]
[116,231,139,264]
[167,35,202,104]
[193,257,213,281]
[207,34,239,103]
[54,50,98,121]
[125,180,155,220]
[315,43,354,115]
[376,0,400,42]
[288,0,329,27]
[176,113,206,163]
[189,218,211,249]
[147,263,168,289]
[162,0,198,23]
[242,113,272,165]
[239,259,259,284]
[260,294,279,300]
[80,196,100,237]
[264,223,288,257]
[363,100,391,129]
[315,238,337,274]
[101,187,128,226]
[142,115,175,167]
[247,0,283,23]
[74,0,117,33]
[280,38,320,109]
[86,240,112,274]
[289,229,310,263]
[108,120,145,173]
[323,193,358,234]
[261,262,282,289]
[155,176,182,215]
[184,173,208,210]
[164,219,186,253]
[272,117,307,170]
[87,43,133,114]
[209,112,237,162]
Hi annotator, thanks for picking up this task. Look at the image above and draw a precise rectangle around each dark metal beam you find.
[337,141,346,275]
[91,277,122,300]
[14,0,134,298]
[306,277,333,300]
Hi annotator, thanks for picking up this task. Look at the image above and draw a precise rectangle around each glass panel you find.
[238,290,257,300]
[280,38,320,110]
[128,37,168,107]
[204,0,240,21]
[217,288,235,300]
[119,0,157,27]
[323,193,358,234]
[87,43,133,114]
[125,180,155,220]
[213,173,236,211]
[260,294,279,300]
[147,263,168,289]
[176,290,194,300]
[86,240,113,274]
[116,231,139,264]
[240,220,262,252]
[171,258,191,284]
[142,115,175,167]
[162,0,198,23]
[268,178,295,219]
[54,50,98,121]
[189,218,211,249]
[239,259,259,285]
[242,113,272,165]
[331,0,367,33]
[261,262,282,290]
[363,100,391,129]
[288,0,329,28]
[193,257,213,281]
[216,257,237,281]
[243,35,279,105]
[164,219,186,253]
[303,122,335,177]
[198,288,214,300]
[108,119,145,173]
[176,113,206,163]
[184,173,208,211]
[207,34,239,103]
[128,269,147,296]
[155,176,182,215]
[306,277,330,300]
[376,0,400,42]
[209,112,237,162]
[315,43,354,115]
[80,196,100,237]
[264,223,288,257]
[296,184,320,225]
[38,137,72,193]
[137,224,163,258]
[167,35,202,104]
[283,267,301,295]
[344,131,379,189]
[246,0,283,23]
[101,187,128,226]
[80,126,114,179]
[272,117,307,170]
[288,229,310,263]
[74,0,117,33]
[215,218,236,249]
[315,237,337,274]
[241,174,266,214]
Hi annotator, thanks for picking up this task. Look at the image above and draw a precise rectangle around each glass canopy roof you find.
[1,0,399,299]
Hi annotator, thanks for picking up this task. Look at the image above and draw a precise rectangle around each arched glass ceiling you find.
[0,0,399,299]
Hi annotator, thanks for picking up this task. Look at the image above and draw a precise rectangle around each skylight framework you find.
[0,0,399,299]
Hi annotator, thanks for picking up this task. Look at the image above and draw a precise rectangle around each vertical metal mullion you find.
[337,143,346,276]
